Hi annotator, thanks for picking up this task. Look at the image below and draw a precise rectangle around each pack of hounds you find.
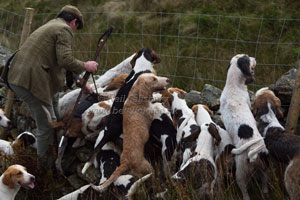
[0,48,299,200]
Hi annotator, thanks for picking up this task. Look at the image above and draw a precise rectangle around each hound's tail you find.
[42,105,53,123]
[82,156,98,174]
[231,138,264,155]
[248,140,268,162]
[126,173,152,199]
[82,162,92,174]
[57,184,91,200]
[255,87,269,97]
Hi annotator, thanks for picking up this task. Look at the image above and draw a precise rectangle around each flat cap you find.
[60,5,84,29]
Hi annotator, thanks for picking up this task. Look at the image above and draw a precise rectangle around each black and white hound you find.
[192,104,235,182]
[220,54,268,200]
[57,54,134,119]
[172,104,221,196]
[145,102,177,166]
[83,48,160,174]
[0,132,37,156]
[161,88,201,171]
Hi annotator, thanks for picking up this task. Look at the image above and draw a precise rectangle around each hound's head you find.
[161,88,186,110]
[0,109,12,129]
[14,132,37,149]
[130,48,161,69]
[172,152,216,187]
[227,54,256,85]
[131,73,169,101]
[253,87,283,120]
[103,74,128,92]
[2,165,35,190]
[192,104,213,125]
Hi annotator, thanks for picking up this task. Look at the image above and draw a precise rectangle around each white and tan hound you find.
[254,87,300,200]
[0,164,35,200]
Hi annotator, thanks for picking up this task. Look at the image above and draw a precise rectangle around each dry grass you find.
[0,146,73,200]
[49,159,289,200]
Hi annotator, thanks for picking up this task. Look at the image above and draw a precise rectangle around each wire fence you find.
[0,8,299,98]
[0,7,300,199]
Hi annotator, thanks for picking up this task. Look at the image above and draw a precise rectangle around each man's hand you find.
[84,61,98,73]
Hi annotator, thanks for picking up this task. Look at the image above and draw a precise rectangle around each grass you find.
[0,148,290,200]
[1,0,299,93]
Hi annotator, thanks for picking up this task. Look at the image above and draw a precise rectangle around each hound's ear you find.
[162,98,171,110]
[103,85,118,92]
[274,97,284,119]
[192,105,198,116]
[96,115,109,130]
[162,90,172,110]
[208,123,221,146]
[104,80,124,92]
[175,88,186,99]
[2,169,15,189]
[130,52,139,68]
[253,105,258,118]
[134,78,151,101]
[151,50,161,64]
[253,100,258,118]
[191,125,201,139]
[180,125,201,145]
[237,55,252,77]
[202,105,213,116]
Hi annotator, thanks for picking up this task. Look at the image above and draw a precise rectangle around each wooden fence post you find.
[285,60,300,134]
[0,8,34,139]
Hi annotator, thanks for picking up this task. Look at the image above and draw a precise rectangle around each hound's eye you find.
[0,116,2,120]
[153,77,157,81]
[17,171,23,175]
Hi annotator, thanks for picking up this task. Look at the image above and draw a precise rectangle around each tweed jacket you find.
[8,18,85,106]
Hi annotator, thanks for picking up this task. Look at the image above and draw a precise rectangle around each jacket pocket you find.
[41,64,50,72]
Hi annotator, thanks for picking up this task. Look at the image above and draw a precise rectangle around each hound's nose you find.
[30,175,35,182]
[166,78,169,83]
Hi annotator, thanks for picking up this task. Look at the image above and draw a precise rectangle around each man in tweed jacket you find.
[7,5,98,167]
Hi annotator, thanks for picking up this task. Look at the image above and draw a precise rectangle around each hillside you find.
[1,0,300,93]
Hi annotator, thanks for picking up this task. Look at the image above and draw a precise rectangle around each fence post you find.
[0,8,34,139]
[285,60,300,134]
